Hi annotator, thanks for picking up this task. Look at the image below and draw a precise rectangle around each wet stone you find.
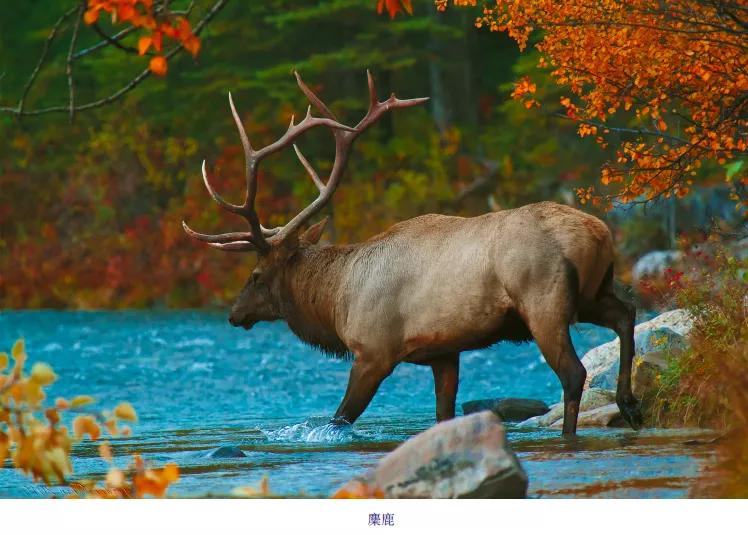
[333,412,528,499]
[462,398,550,421]
[207,445,246,458]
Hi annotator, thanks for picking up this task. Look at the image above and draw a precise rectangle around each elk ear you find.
[300,217,329,246]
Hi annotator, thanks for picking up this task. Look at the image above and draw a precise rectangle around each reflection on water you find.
[0,311,713,498]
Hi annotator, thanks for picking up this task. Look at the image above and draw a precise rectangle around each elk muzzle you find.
[228,307,257,330]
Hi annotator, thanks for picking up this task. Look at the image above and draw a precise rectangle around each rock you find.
[461,398,550,421]
[519,388,615,428]
[549,403,626,428]
[207,445,246,458]
[333,412,527,498]
[582,309,693,391]
[632,351,669,398]
[632,250,683,282]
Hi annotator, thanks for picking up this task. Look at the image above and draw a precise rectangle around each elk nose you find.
[228,314,240,326]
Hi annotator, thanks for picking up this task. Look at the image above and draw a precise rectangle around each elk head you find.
[183,71,428,330]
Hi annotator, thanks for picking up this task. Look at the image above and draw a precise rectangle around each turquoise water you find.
[0,311,713,498]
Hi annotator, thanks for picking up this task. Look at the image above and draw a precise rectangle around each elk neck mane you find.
[280,243,358,360]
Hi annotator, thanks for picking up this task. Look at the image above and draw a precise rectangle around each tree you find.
[437,0,748,209]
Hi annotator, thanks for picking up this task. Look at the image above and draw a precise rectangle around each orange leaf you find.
[99,441,113,462]
[83,9,99,25]
[138,36,152,56]
[73,415,101,441]
[149,56,167,76]
[152,31,163,52]
[117,4,136,22]
[183,36,201,57]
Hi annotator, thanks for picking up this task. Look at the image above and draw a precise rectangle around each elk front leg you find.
[331,357,394,425]
[430,353,459,422]
[531,322,586,436]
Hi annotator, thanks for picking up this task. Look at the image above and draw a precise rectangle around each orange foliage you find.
[438,0,748,206]
[84,0,200,76]
[377,0,413,19]
[1,338,179,498]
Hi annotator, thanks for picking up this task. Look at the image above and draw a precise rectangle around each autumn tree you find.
[436,0,748,208]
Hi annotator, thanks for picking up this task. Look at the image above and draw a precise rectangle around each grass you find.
[646,247,748,497]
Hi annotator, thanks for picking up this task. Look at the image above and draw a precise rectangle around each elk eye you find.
[251,271,262,285]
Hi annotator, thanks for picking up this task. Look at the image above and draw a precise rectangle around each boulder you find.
[582,309,693,391]
[519,388,615,428]
[632,250,683,282]
[549,403,626,429]
[207,445,246,459]
[333,412,527,498]
[632,351,670,401]
[461,398,550,421]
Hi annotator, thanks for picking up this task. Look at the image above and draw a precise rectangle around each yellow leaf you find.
[162,463,179,483]
[71,395,95,407]
[24,380,46,406]
[30,362,57,385]
[55,397,71,409]
[11,339,25,361]
[106,468,125,488]
[0,352,8,370]
[114,402,137,422]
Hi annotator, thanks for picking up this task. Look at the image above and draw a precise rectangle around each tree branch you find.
[16,6,79,116]
[0,0,230,117]
[67,4,84,122]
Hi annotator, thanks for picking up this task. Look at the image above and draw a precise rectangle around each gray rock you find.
[207,445,246,458]
[462,398,550,421]
[632,250,683,282]
[582,309,693,391]
[333,412,527,498]
[632,350,670,404]
[519,388,615,428]
[549,403,626,428]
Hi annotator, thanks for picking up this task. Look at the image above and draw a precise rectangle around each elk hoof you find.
[617,396,643,430]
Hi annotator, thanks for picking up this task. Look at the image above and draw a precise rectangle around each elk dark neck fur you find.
[280,243,357,359]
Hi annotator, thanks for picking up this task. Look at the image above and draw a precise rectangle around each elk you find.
[183,71,643,436]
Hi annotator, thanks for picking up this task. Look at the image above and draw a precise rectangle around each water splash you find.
[263,418,360,443]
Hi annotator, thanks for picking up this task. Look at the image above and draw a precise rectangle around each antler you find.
[183,71,428,252]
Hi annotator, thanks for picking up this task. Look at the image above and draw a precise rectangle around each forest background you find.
[1,0,744,309]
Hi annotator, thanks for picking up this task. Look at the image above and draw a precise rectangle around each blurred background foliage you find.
[0,0,742,308]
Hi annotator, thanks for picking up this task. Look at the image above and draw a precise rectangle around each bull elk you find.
[183,71,643,436]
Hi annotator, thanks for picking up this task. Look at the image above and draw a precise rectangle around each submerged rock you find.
[333,412,527,498]
[207,445,246,458]
[582,309,693,391]
[461,398,550,421]
[519,388,616,428]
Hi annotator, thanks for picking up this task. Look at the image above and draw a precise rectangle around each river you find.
[0,311,714,498]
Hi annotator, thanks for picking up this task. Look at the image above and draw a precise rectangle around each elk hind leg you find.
[579,280,642,430]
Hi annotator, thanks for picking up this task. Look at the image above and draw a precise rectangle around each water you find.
[0,311,714,498]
